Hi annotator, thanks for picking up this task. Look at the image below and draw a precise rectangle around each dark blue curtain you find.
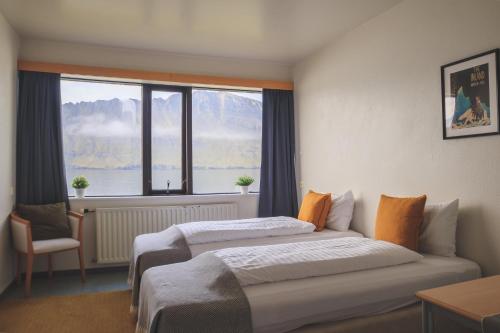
[258,89,298,217]
[16,71,68,206]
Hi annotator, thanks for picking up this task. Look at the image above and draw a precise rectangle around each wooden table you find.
[416,275,500,333]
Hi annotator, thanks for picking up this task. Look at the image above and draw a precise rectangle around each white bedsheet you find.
[212,237,422,286]
[244,255,481,333]
[177,216,315,245]
[189,229,363,256]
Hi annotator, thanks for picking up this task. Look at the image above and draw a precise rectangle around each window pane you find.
[151,91,183,191]
[192,89,262,193]
[61,79,142,196]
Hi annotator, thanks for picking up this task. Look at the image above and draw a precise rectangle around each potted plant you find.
[235,176,254,195]
[72,176,89,198]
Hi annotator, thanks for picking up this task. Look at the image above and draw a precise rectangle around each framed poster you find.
[441,49,499,139]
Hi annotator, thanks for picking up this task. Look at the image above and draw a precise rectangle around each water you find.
[66,168,260,196]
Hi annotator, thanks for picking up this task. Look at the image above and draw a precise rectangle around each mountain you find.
[452,87,472,124]
[451,87,492,128]
[62,90,262,169]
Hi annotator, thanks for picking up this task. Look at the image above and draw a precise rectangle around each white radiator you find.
[96,203,238,264]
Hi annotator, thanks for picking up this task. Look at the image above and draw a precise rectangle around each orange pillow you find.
[298,190,333,231]
[374,194,427,251]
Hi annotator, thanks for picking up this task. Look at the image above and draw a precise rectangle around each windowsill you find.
[68,193,259,210]
[69,192,258,201]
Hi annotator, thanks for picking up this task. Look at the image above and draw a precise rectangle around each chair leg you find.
[25,253,33,297]
[78,247,86,282]
[16,252,22,285]
[47,254,53,279]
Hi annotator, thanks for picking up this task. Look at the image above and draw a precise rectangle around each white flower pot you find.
[239,186,249,195]
[75,188,86,198]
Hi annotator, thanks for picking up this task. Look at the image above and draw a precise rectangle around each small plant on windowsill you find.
[72,176,89,198]
[235,176,254,195]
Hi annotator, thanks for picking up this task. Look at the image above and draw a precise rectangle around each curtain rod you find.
[17,60,294,91]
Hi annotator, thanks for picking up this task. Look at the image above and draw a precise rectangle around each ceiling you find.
[0,0,400,64]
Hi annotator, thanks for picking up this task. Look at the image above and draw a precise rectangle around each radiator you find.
[96,203,238,264]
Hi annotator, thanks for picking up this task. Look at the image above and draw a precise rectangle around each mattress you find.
[189,229,363,256]
[244,255,481,333]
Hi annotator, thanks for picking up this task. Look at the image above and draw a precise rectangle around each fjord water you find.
[66,167,260,196]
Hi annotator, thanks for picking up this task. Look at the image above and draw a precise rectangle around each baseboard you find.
[31,265,129,278]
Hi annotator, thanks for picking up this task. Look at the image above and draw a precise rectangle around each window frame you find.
[143,84,192,196]
[190,87,263,195]
[60,77,145,197]
[61,77,261,197]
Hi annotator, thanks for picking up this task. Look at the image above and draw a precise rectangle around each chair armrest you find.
[68,211,84,241]
[10,212,33,254]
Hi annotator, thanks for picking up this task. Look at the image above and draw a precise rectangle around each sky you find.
[61,79,262,104]
[61,80,142,103]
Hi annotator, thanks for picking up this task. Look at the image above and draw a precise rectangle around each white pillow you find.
[419,199,459,257]
[325,190,354,231]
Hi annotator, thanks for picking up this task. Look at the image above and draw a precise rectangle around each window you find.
[61,79,262,196]
[192,89,262,193]
[61,79,142,196]
[143,85,190,195]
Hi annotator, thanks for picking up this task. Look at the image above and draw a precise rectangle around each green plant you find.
[235,176,254,187]
[72,176,90,189]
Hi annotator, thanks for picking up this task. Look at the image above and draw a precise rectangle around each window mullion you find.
[142,85,152,196]
[185,87,193,195]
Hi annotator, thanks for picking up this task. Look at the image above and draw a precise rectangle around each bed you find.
[136,237,480,333]
[246,254,480,333]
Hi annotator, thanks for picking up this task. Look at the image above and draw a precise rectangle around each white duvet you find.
[176,216,315,245]
[212,237,423,286]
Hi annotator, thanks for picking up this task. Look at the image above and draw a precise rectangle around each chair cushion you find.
[17,202,72,241]
[33,238,80,254]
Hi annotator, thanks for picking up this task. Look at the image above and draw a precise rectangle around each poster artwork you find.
[450,64,491,129]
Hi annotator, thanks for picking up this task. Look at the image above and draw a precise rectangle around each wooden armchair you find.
[10,211,86,296]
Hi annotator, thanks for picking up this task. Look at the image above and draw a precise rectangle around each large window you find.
[192,89,261,193]
[61,79,143,196]
[61,79,262,196]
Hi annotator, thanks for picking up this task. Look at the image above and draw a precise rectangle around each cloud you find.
[72,120,141,138]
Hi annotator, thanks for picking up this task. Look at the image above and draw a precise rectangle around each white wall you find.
[20,38,292,81]
[294,0,500,276]
[0,11,19,293]
[30,194,259,272]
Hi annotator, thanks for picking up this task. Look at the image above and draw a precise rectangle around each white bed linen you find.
[213,238,422,286]
[244,255,481,333]
[177,216,315,245]
[189,229,362,256]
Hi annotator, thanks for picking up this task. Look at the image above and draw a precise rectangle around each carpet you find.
[0,291,476,333]
[0,290,136,333]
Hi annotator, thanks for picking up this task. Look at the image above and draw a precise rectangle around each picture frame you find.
[441,49,500,140]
